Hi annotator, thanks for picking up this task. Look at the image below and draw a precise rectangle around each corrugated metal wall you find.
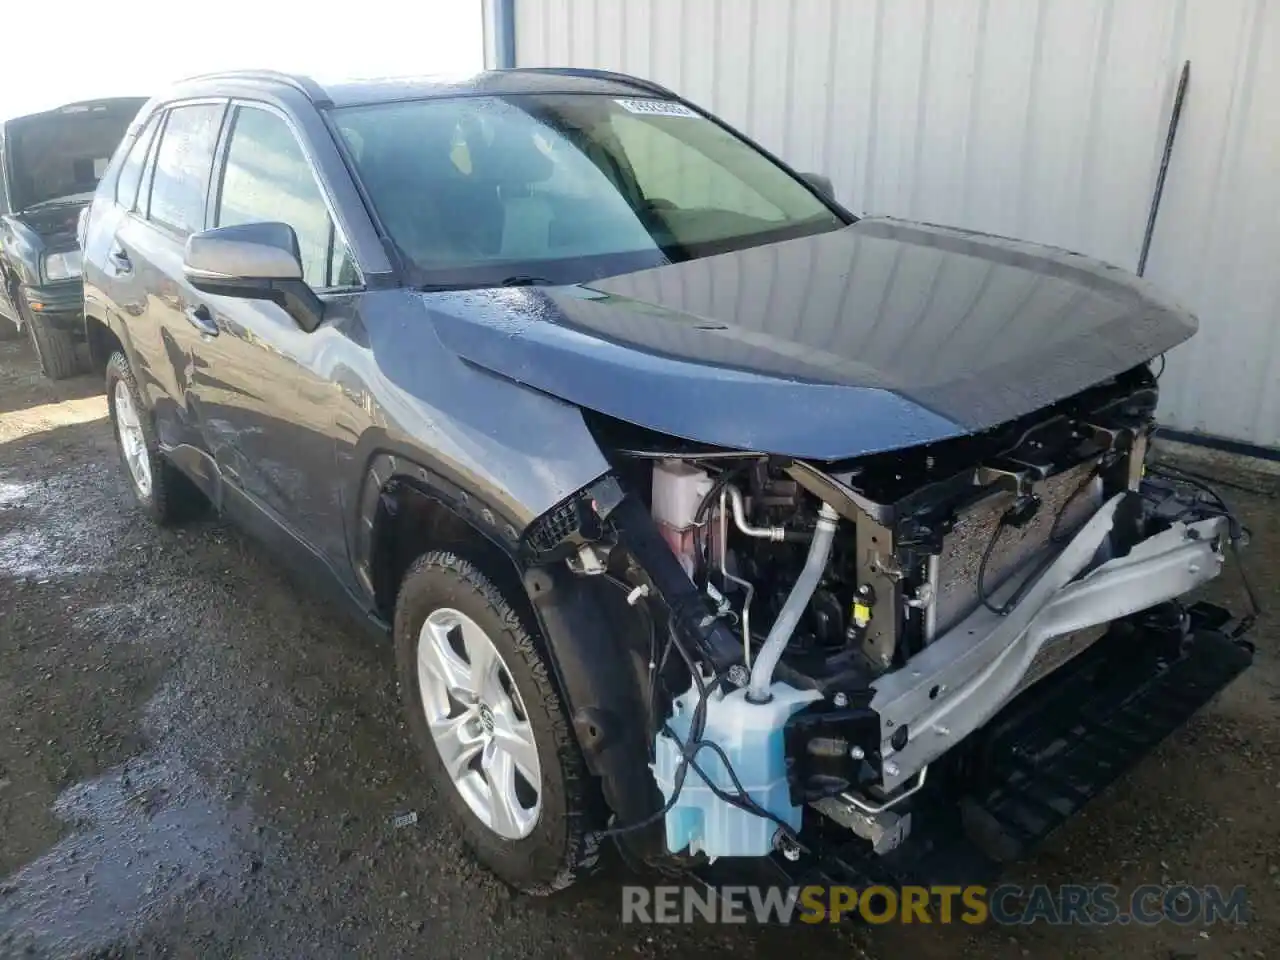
[510,0,1280,449]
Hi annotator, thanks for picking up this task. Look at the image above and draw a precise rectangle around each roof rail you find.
[501,67,677,100]
[177,69,332,107]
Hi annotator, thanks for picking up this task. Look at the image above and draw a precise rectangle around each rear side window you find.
[215,105,356,289]
[114,114,160,208]
[147,102,225,235]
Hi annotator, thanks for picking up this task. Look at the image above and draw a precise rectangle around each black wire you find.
[677,729,806,848]
[596,616,714,839]
[1152,353,1167,381]
[1166,467,1273,498]
[1146,463,1228,510]
[976,520,1011,615]
[1145,464,1263,626]
[596,610,805,849]
[977,464,1102,616]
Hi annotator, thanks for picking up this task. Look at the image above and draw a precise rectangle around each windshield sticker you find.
[614,98,698,118]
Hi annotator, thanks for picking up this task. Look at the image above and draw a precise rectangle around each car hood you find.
[3,97,146,213]
[424,217,1197,460]
[9,198,90,246]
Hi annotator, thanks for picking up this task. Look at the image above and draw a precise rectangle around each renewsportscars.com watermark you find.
[621,884,1251,926]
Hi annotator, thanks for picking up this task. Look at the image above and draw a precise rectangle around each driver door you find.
[187,102,359,566]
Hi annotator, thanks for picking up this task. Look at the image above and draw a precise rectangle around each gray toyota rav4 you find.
[81,68,1255,894]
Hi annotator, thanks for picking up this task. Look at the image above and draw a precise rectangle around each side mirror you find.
[799,172,835,201]
[183,222,324,332]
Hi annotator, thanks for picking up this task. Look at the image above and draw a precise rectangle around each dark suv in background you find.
[0,97,145,377]
[80,69,1252,896]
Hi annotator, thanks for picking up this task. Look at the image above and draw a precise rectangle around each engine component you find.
[652,679,821,859]
[747,502,840,702]
[650,460,714,576]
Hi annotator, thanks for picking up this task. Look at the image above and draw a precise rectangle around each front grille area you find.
[931,460,1103,639]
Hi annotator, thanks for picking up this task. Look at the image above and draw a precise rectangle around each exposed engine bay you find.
[526,363,1256,875]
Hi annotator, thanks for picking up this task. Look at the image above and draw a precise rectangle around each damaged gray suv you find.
[80,68,1255,893]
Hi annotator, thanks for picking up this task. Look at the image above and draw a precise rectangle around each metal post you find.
[1137,60,1191,278]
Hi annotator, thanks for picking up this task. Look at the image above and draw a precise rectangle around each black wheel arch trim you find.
[352,448,526,602]
[355,450,665,858]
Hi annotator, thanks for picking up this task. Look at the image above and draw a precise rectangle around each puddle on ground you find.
[0,755,256,956]
[0,527,97,580]
[0,480,32,507]
[0,463,130,581]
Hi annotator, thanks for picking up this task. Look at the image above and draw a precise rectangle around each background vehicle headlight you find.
[43,250,83,281]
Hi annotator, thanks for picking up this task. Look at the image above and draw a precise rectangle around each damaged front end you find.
[519,363,1255,882]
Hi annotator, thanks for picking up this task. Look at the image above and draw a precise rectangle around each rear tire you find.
[105,350,205,525]
[394,551,600,894]
[19,291,84,379]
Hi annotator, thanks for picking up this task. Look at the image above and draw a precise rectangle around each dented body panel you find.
[77,68,1253,885]
[432,218,1198,459]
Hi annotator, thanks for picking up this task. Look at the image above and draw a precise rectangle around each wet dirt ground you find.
[0,335,1276,959]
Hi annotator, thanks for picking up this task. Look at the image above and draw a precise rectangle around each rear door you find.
[106,101,227,452]
[83,110,161,357]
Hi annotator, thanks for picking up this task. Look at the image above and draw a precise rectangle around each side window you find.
[148,103,225,235]
[114,114,160,208]
[136,114,163,215]
[216,106,355,289]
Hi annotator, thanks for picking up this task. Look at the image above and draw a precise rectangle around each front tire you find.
[19,291,84,379]
[394,551,600,894]
[105,350,204,524]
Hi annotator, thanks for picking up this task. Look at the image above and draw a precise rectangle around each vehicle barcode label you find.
[614,98,697,118]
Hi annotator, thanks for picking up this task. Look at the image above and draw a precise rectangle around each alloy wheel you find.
[113,379,152,498]
[417,607,542,839]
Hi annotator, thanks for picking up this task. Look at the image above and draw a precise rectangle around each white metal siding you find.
[511,0,1280,448]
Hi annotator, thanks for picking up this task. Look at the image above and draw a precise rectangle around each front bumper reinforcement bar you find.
[871,492,1230,792]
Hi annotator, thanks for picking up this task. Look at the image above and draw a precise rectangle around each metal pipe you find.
[837,766,929,815]
[724,485,787,541]
[747,502,841,702]
[718,487,756,669]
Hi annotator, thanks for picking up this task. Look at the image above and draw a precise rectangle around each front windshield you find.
[332,93,845,287]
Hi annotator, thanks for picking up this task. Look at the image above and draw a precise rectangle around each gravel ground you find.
[0,335,1276,959]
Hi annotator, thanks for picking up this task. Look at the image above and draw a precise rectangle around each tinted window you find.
[148,103,224,235]
[333,94,842,288]
[136,117,162,215]
[114,114,159,208]
[216,106,354,289]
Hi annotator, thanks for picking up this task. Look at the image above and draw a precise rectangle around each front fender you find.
[352,453,665,857]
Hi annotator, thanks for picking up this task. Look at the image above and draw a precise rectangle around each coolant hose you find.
[746,502,841,702]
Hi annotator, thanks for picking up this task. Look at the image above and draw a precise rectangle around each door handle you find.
[185,303,219,337]
[109,246,132,274]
